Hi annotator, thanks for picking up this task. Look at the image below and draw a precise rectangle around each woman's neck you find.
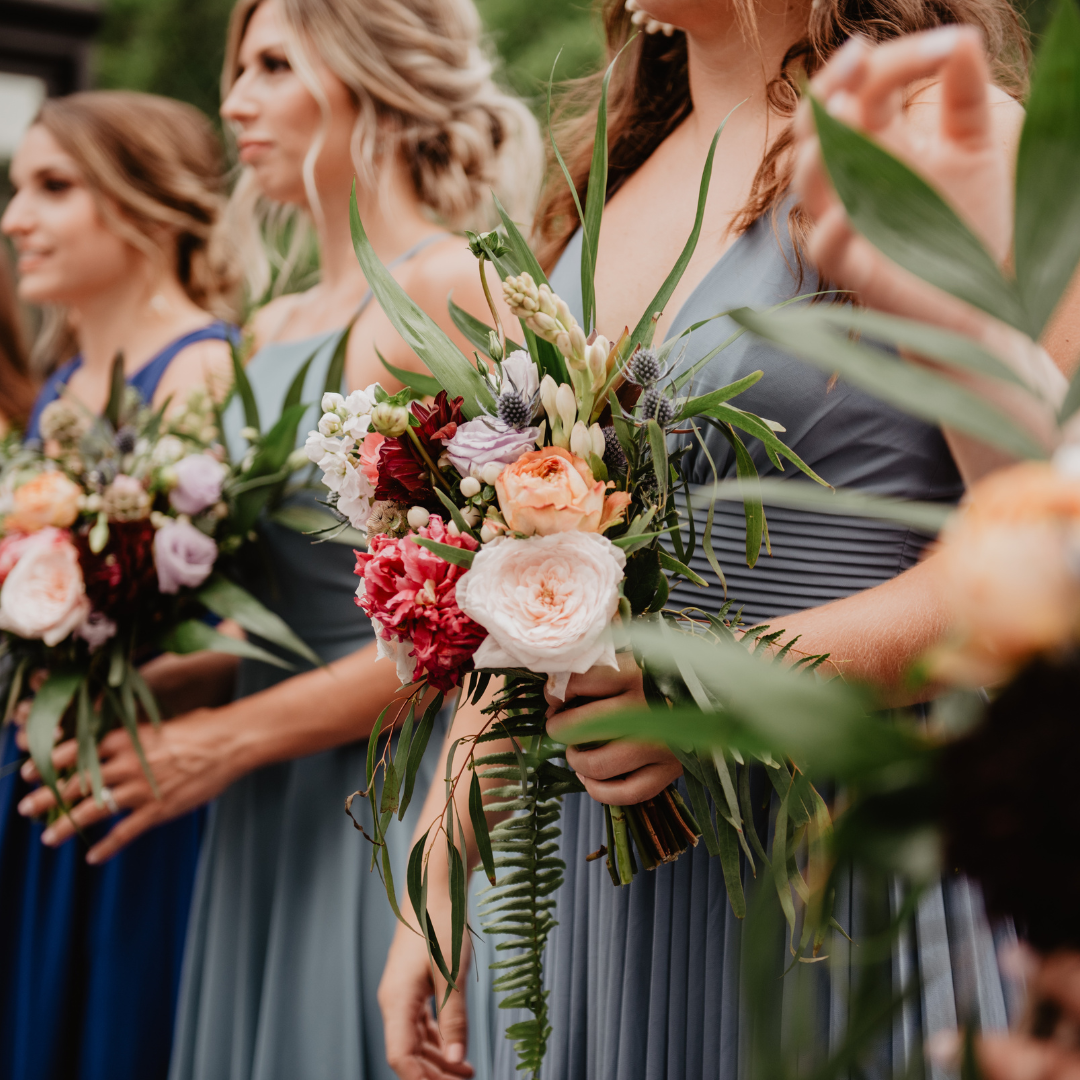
[72,268,210,379]
[311,153,441,296]
[682,0,812,139]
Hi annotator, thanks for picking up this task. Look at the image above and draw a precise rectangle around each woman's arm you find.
[379,692,511,1080]
[17,638,424,861]
[547,553,950,806]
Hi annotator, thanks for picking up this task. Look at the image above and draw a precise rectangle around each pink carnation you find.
[354,515,485,691]
[359,432,385,486]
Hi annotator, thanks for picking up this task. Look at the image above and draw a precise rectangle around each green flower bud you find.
[371,402,411,437]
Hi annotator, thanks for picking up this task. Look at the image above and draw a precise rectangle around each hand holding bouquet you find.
[0,361,319,817]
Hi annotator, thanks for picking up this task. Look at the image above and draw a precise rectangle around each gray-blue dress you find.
[168,330,489,1080]
[489,211,1022,1079]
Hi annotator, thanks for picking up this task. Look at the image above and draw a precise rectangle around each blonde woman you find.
[19,3,539,1079]
[0,91,238,1080]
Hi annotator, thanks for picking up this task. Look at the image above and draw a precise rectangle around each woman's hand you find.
[794,26,1022,315]
[545,652,682,806]
[16,705,247,863]
[379,892,474,1080]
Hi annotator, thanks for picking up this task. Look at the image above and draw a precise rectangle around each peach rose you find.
[0,529,90,646]
[495,446,631,536]
[5,471,81,533]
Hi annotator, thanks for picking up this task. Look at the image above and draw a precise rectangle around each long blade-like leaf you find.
[811,97,1030,334]
[230,339,260,431]
[350,190,495,418]
[731,306,1047,460]
[104,353,126,429]
[160,619,297,670]
[378,349,443,397]
[197,573,321,667]
[447,297,524,359]
[1014,0,1080,337]
[629,116,731,352]
[27,669,82,794]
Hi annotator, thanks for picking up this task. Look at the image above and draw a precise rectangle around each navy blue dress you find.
[0,322,236,1080]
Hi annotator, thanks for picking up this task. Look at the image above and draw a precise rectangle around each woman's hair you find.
[221,0,543,302]
[0,247,36,429]
[32,91,239,367]
[536,0,1029,269]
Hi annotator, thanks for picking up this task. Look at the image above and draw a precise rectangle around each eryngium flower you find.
[640,387,675,427]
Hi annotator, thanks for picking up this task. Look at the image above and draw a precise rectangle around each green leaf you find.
[401,692,442,816]
[412,535,475,569]
[230,339,260,431]
[693,477,953,533]
[646,419,668,507]
[27,669,82,795]
[448,834,466,983]
[579,50,619,333]
[1014,0,1080,337]
[1061,364,1080,423]
[160,618,296,670]
[350,189,495,419]
[811,96,1029,333]
[434,488,479,541]
[629,117,730,352]
[448,298,524,359]
[321,324,352,402]
[112,672,158,795]
[128,665,160,727]
[470,769,497,885]
[378,349,443,398]
[676,370,764,423]
[658,548,708,587]
[104,352,126,430]
[197,573,321,667]
[715,423,766,568]
[75,681,104,804]
[731,306,1047,461]
[281,342,320,414]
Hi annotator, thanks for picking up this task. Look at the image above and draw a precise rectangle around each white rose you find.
[0,530,91,646]
[456,531,626,700]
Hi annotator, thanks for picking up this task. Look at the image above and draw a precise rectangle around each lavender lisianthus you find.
[169,453,226,515]
[445,418,540,479]
[154,519,218,594]
[500,350,539,400]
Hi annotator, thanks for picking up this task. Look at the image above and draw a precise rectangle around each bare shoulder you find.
[152,337,234,408]
[397,235,483,315]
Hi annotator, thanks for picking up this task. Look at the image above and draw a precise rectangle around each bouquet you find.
[0,358,321,814]
[304,56,833,1075]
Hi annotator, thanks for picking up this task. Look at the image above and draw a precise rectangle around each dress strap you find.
[129,321,240,403]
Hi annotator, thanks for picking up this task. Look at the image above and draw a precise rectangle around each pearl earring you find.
[625,0,675,35]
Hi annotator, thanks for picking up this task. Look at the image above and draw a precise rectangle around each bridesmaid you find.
[0,91,238,1080]
[381,3,1041,1079]
[0,248,36,434]
[22,3,540,1079]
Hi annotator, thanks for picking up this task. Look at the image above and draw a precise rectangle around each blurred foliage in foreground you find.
[94,0,605,123]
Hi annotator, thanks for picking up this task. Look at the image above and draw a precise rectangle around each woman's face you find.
[1,125,140,308]
[221,0,360,208]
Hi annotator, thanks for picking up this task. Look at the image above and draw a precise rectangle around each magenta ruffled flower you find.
[353,515,485,691]
[444,418,540,480]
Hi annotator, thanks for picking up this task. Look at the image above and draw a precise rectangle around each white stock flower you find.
[336,466,376,529]
[456,531,626,700]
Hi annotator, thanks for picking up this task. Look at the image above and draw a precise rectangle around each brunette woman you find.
[381,3,1040,1078]
[0,247,36,433]
[16,4,539,1079]
[0,91,238,1080]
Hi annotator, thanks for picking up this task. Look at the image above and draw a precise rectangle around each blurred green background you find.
[94,0,1056,124]
[95,0,606,124]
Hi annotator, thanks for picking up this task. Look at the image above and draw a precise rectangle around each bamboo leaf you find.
[1014,0,1080,337]
[26,669,82,795]
[198,574,321,667]
[471,769,497,885]
[160,619,296,670]
[676,370,765,423]
[350,189,495,418]
[811,96,1030,333]
[412,535,475,569]
[402,691,442,816]
[731,306,1047,460]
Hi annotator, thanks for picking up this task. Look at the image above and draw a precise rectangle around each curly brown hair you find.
[0,246,36,430]
[535,0,1029,271]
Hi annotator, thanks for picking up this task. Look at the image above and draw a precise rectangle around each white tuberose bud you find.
[569,421,592,460]
[555,382,577,433]
[407,506,430,530]
[459,476,481,498]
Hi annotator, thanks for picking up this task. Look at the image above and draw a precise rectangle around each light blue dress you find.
[169,307,495,1080]
[487,211,1022,1079]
